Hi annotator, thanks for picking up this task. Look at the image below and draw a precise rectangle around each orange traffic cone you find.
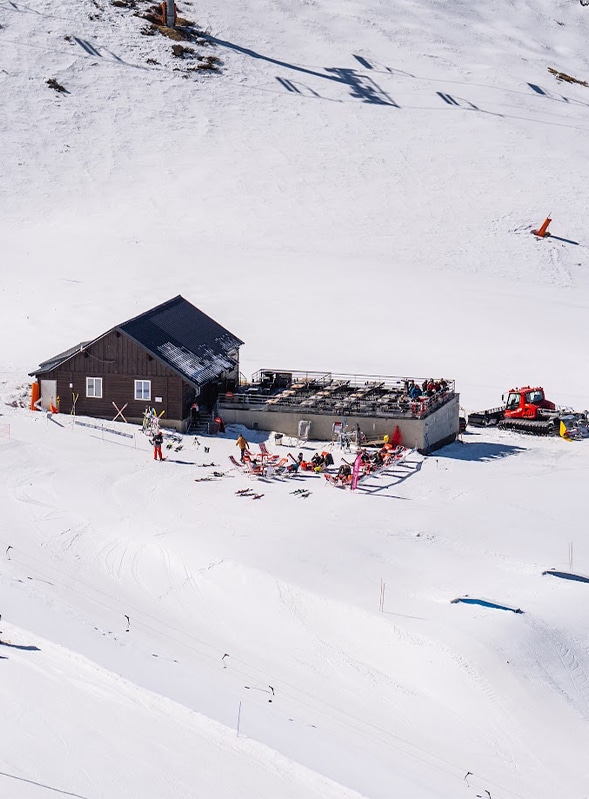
[531,215,552,238]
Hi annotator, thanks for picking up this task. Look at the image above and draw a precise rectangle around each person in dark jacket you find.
[153,430,164,461]
[311,452,325,469]
[337,462,352,482]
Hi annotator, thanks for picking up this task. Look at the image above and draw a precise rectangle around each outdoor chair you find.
[259,442,280,461]
[243,459,264,478]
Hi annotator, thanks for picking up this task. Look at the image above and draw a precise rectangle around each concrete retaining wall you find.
[218,394,460,453]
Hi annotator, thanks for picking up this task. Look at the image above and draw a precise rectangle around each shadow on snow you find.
[434,440,526,462]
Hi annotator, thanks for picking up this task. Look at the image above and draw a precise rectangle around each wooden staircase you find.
[187,409,212,435]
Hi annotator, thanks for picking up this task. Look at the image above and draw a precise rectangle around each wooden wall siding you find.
[67,330,173,377]
[39,331,189,422]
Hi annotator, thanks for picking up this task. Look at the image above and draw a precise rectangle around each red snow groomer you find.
[468,386,588,436]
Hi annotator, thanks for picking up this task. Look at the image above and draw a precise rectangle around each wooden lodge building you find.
[29,296,243,430]
[30,297,459,452]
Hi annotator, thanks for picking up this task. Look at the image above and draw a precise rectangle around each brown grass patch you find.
[157,24,189,41]
[171,43,195,57]
[548,67,588,87]
[186,54,221,72]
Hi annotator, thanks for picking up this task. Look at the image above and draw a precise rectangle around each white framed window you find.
[86,377,103,398]
[135,380,151,401]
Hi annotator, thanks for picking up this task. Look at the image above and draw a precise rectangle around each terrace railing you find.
[219,372,455,421]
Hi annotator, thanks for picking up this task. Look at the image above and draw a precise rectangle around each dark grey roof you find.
[30,296,243,385]
[118,295,244,387]
[30,341,91,376]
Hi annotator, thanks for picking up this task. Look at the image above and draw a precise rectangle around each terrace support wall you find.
[219,394,460,453]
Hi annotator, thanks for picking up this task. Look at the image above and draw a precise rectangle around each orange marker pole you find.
[531,215,552,237]
[30,382,40,410]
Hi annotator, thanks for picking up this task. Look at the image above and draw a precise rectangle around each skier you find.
[236,433,249,462]
[153,429,164,461]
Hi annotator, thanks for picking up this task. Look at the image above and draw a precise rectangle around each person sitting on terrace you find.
[311,451,333,470]
[408,382,421,400]
[311,452,325,469]
[287,452,304,473]
[379,445,395,464]
[371,450,384,468]
[336,462,352,482]
[357,449,374,474]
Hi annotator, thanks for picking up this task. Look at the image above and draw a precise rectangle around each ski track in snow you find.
[3,406,589,797]
[526,618,589,719]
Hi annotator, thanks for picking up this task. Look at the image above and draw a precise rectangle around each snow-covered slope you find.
[1,0,589,796]
[2,405,589,798]
[2,0,589,404]
[0,619,366,799]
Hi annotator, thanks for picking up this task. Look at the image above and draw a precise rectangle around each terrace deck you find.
[220,370,455,421]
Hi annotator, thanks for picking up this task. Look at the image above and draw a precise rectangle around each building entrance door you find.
[40,380,57,410]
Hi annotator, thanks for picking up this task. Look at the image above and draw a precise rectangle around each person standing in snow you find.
[153,429,164,461]
[236,433,249,462]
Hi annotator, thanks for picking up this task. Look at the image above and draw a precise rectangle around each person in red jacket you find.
[153,430,164,461]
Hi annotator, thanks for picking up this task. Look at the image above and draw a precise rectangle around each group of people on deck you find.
[286,451,335,473]
[406,378,448,400]
[330,440,405,485]
[236,434,339,475]
[232,426,408,489]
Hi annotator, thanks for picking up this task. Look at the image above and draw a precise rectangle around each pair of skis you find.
[235,488,264,499]
[194,471,226,482]
[290,488,312,498]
